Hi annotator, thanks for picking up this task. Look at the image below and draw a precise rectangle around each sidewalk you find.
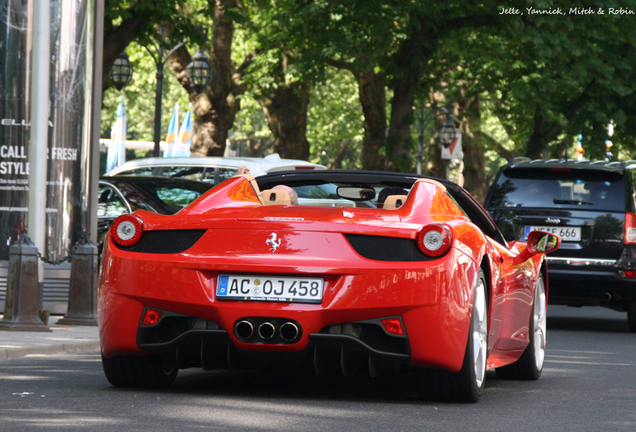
[0,315,100,360]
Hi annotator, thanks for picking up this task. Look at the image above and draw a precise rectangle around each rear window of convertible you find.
[487,168,625,212]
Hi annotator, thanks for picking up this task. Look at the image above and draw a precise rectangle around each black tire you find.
[101,352,178,388]
[415,270,488,403]
[628,301,636,332]
[496,275,546,380]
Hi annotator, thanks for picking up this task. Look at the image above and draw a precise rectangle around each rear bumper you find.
[133,309,411,376]
[546,267,636,309]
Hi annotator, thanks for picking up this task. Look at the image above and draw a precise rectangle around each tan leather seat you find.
[262,189,292,205]
[383,195,408,209]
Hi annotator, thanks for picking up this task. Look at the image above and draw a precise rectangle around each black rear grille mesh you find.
[114,229,206,254]
[344,233,432,261]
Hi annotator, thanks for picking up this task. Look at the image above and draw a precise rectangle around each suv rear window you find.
[487,168,625,211]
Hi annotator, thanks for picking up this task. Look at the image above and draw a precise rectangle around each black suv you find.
[484,157,636,331]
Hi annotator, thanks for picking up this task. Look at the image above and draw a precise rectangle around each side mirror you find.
[514,231,561,264]
[527,231,561,253]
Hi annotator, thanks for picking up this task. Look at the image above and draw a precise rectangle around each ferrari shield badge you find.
[266,233,281,253]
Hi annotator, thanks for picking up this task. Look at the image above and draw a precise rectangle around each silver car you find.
[104,154,326,186]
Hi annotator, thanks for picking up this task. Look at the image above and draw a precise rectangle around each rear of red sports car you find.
[98,173,555,401]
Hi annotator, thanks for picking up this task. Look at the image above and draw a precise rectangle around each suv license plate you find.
[525,226,581,242]
[216,275,323,303]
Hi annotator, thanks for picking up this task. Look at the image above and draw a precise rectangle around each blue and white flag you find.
[170,110,192,157]
[106,98,127,172]
[163,104,179,157]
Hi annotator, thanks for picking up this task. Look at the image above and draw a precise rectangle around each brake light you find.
[142,308,163,326]
[417,224,453,257]
[111,214,144,247]
[626,213,636,244]
[381,318,404,336]
[622,270,636,278]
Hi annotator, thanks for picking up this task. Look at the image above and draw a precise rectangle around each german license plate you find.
[525,226,581,242]
[216,275,324,303]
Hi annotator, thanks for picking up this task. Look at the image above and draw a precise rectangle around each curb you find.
[0,314,101,361]
[0,340,101,360]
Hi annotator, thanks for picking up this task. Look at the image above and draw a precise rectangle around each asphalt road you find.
[0,305,634,432]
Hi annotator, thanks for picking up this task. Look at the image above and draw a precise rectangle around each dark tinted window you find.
[131,181,212,212]
[123,166,239,186]
[487,168,625,211]
[98,184,129,217]
[124,167,158,176]
[217,168,238,183]
[111,182,165,213]
[161,166,209,181]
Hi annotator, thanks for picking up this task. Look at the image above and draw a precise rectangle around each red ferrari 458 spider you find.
[99,170,560,402]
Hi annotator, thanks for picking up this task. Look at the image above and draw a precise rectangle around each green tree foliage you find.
[102,0,636,180]
[307,69,364,169]
[228,94,275,157]
[437,1,636,162]
[103,0,203,90]
[272,0,410,170]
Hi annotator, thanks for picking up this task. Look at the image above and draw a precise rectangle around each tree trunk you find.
[327,140,355,169]
[525,104,562,160]
[458,98,487,203]
[170,0,242,156]
[259,83,310,160]
[386,17,433,172]
[325,58,388,170]
[354,69,387,170]
[387,85,416,172]
[426,140,446,179]
[425,92,451,180]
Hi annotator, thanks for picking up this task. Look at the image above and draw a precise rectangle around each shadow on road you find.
[547,305,631,333]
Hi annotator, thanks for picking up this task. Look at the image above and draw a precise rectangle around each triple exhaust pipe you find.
[234,318,301,343]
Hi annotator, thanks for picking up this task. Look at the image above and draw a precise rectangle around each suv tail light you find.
[417,224,453,257]
[626,213,636,244]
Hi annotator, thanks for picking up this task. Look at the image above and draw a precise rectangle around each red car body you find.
[99,171,559,402]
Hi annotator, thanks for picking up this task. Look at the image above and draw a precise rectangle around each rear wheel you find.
[496,275,546,380]
[628,301,636,332]
[415,270,488,403]
[101,352,178,388]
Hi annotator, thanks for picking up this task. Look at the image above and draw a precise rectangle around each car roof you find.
[504,157,636,173]
[104,154,327,177]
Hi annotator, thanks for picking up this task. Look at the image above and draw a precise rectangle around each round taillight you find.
[111,214,144,247]
[417,224,452,257]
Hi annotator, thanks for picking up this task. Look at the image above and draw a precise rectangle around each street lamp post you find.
[143,24,212,157]
[109,52,133,91]
[414,103,457,175]
[145,25,185,157]
[186,49,213,94]
[439,114,456,148]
